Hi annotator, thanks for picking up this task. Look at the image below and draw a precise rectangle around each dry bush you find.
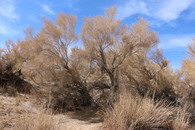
[49,83,92,112]
[0,7,194,123]
[0,7,162,111]
[120,49,178,104]
[0,58,32,95]
[25,13,93,111]
[182,38,195,93]
[179,38,195,123]
[81,7,159,105]
[104,91,190,130]
[0,39,35,96]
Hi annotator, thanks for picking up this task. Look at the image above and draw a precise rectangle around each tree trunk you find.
[108,69,119,102]
[64,66,94,107]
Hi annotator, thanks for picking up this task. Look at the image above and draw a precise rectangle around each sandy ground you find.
[0,95,103,130]
[54,114,102,130]
[1,94,195,130]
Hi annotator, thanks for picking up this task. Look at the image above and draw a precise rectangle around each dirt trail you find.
[54,106,103,130]
[0,95,103,130]
[54,114,102,130]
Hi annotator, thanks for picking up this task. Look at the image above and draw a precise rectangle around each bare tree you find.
[81,7,159,100]
[27,13,93,108]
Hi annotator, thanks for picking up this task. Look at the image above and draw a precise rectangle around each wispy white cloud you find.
[117,0,195,22]
[116,0,149,20]
[158,34,194,70]
[42,5,55,15]
[0,19,22,49]
[159,34,195,49]
[156,0,194,22]
[0,20,20,36]
[0,0,20,38]
[0,0,19,20]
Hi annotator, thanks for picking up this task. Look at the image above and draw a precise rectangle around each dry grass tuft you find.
[103,92,190,130]
[14,112,58,130]
[171,107,190,130]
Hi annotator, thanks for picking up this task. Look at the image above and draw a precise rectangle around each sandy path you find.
[54,114,102,130]
[0,95,103,130]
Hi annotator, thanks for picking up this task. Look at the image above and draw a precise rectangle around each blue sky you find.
[0,0,195,69]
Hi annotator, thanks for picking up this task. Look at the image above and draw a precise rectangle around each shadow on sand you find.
[66,106,103,124]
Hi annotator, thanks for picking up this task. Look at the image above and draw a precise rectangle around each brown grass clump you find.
[14,112,58,130]
[103,92,190,130]
[171,108,190,130]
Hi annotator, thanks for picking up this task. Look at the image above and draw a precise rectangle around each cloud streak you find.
[0,20,20,37]
[159,34,195,49]
[117,0,194,22]
[0,0,19,20]
[0,0,20,38]
[42,5,55,15]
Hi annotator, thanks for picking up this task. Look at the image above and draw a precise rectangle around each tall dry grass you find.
[14,112,58,130]
[14,101,60,130]
[103,92,190,130]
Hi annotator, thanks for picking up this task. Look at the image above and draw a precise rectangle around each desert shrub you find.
[0,7,194,121]
[180,38,195,124]
[0,59,32,95]
[49,83,92,112]
[81,7,159,105]
[0,39,35,96]
[104,91,190,130]
[0,7,163,111]
[120,49,178,104]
